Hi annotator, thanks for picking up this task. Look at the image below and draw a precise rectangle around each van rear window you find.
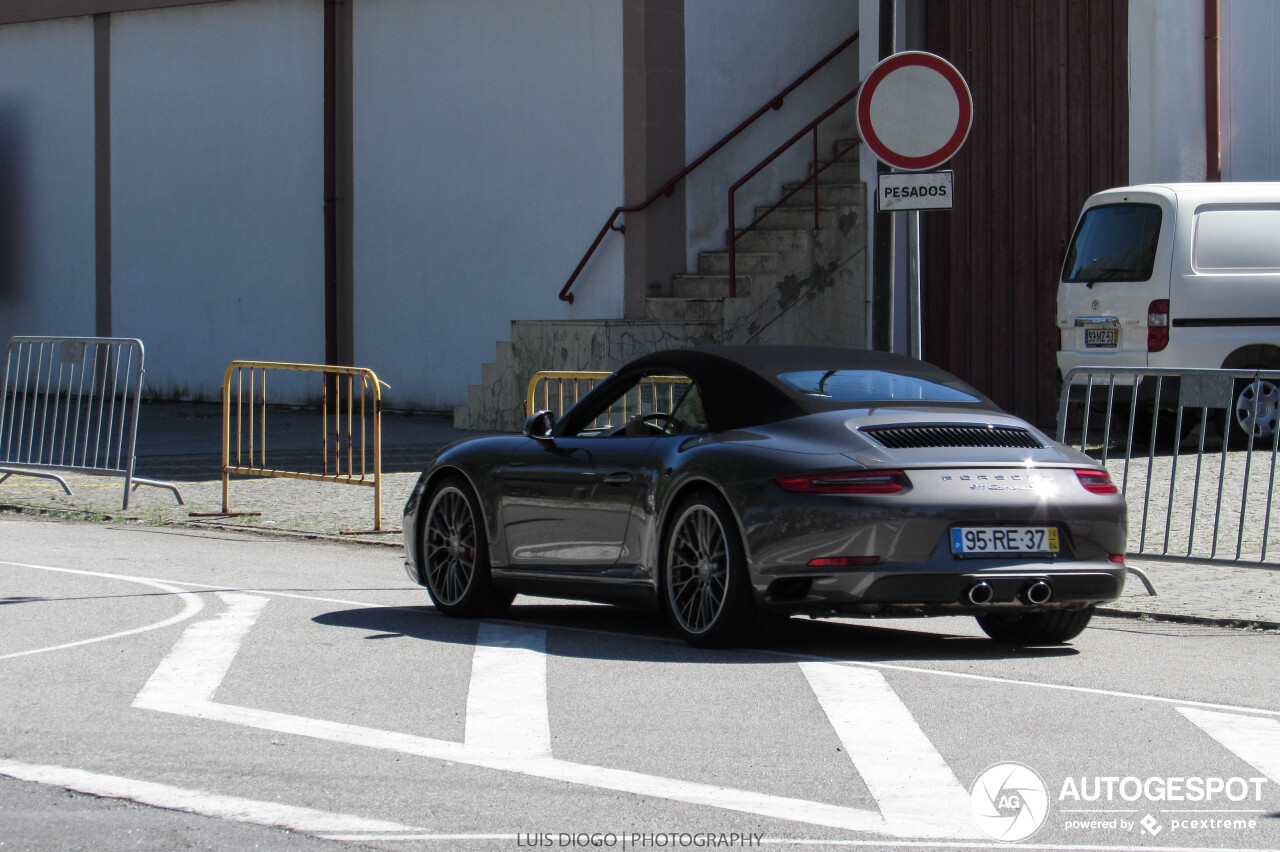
[1063,203,1161,283]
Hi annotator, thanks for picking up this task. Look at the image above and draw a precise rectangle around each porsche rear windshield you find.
[1063,203,1162,283]
[779,370,980,403]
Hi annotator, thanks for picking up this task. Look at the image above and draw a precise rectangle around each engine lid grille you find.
[862,424,1045,450]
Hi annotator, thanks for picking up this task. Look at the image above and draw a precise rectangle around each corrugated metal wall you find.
[923,0,1129,428]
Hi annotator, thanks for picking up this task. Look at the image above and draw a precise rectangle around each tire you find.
[976,606,1095,645]
[1228,377,1280,450]
[1127,403,1202,454]
[661,491,769,647]
[420,476,514,618]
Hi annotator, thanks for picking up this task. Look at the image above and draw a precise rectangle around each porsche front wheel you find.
[420,477,513,617]
[661,492,767,647]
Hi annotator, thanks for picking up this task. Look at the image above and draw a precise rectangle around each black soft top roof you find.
[558,344,999,433]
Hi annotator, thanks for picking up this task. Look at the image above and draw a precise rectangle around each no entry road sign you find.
[857,51,972,172]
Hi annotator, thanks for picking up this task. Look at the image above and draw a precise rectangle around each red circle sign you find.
[857,51,972,171]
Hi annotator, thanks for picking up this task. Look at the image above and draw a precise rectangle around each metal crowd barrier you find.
[201,361,393,533]
[526,371,691,430]
[1057,366,1280,564]
[526,371,610,418]
[0,336,182,509]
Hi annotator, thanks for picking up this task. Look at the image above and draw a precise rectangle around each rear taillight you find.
[1109,554,1126,564]
[1147,299,1169,352]
[774,470,910,494]
[806,556,881,568]
[1075,468,1118,494]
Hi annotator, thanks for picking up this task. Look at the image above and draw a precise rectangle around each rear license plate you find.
[951,526,1059,557]
[1085,328,1117,347]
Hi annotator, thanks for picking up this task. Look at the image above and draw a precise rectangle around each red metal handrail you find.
[559,30,860,304]
[727,84,863,294]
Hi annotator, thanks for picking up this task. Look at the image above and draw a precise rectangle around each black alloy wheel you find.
[662,491,770,647]
[421,477,513,617]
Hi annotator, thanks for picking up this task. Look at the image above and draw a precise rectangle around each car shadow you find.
[312,601,1080,663]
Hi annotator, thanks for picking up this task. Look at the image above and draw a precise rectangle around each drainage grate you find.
[863,424,1045,449]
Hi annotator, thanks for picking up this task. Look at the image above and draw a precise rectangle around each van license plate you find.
[951,527,1059,557]
[1085,328,1117,347]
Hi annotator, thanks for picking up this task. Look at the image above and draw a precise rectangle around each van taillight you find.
[1147,300,1169,352]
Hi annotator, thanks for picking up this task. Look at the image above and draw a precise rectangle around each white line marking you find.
[133,592,267,711]
[0,561,205,660]
[135,598,900,836]
[122,574,1280,718]
[802,662,979,838]
[0,758,417,834]
[466,623,551,757]
[134,574,1279,720]
[1178,707,1280,784]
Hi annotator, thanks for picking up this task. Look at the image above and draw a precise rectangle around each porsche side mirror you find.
[523,409,555,441]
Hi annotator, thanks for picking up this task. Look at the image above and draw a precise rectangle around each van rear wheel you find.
[1229,377,1280,450]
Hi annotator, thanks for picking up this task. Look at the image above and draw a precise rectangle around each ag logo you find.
[970,762,1049,841]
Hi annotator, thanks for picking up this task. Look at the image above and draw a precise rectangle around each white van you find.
[1056,182,1280,441]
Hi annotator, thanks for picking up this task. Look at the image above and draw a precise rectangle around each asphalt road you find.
[2,515,1278,852]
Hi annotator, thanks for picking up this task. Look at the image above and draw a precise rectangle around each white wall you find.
[684,0,861,270]
[353,0,625,410]
[110,0,324,401]
[1221,0,1280,180]
[1129,0,1207,184]
[0,18,96,344]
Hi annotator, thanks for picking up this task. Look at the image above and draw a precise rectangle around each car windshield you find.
[1063,203,1162,283]
[778,370,980,403]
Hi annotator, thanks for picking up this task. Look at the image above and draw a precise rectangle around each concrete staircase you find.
[454,143,868,432]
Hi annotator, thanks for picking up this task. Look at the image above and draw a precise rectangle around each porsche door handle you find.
[602,471,633,485]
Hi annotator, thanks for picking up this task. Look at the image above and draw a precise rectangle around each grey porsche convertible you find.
[403,345,1127,647]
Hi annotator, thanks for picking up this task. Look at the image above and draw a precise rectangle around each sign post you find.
[857,52,972,359]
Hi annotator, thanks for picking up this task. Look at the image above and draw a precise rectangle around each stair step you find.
[811,160,861,184]
[672,274,751,298]
[753,206,843,230]
[697,251,779,275]
[780,182,864,207]
[644,297,726,323]
[832,138,861,160]
[733,228,816,253]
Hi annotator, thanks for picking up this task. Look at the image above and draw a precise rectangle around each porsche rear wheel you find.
[661,492,768,647]
[421,477,513,617]
[976,606,1095,645]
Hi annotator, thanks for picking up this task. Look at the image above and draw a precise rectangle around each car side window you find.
[569,372,700,437]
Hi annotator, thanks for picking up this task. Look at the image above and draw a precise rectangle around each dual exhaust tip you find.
[966,580,1052,606]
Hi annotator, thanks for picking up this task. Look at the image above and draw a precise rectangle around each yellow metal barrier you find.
[526,371,691,430]
[200,361,393,533]
[526,371,610,418]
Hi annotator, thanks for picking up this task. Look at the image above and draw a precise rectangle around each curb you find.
[1096,606,1280,632]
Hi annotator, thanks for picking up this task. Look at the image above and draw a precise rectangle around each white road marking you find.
[134,596,904,836]
[0,757,417,834]
[1178,707,1280,784]
[802,662,979,838]
[465,623,551,757]
[0,561,204,660]
[130,574,1279,721]
[7,556,1277,845]
[133,592,267,710]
